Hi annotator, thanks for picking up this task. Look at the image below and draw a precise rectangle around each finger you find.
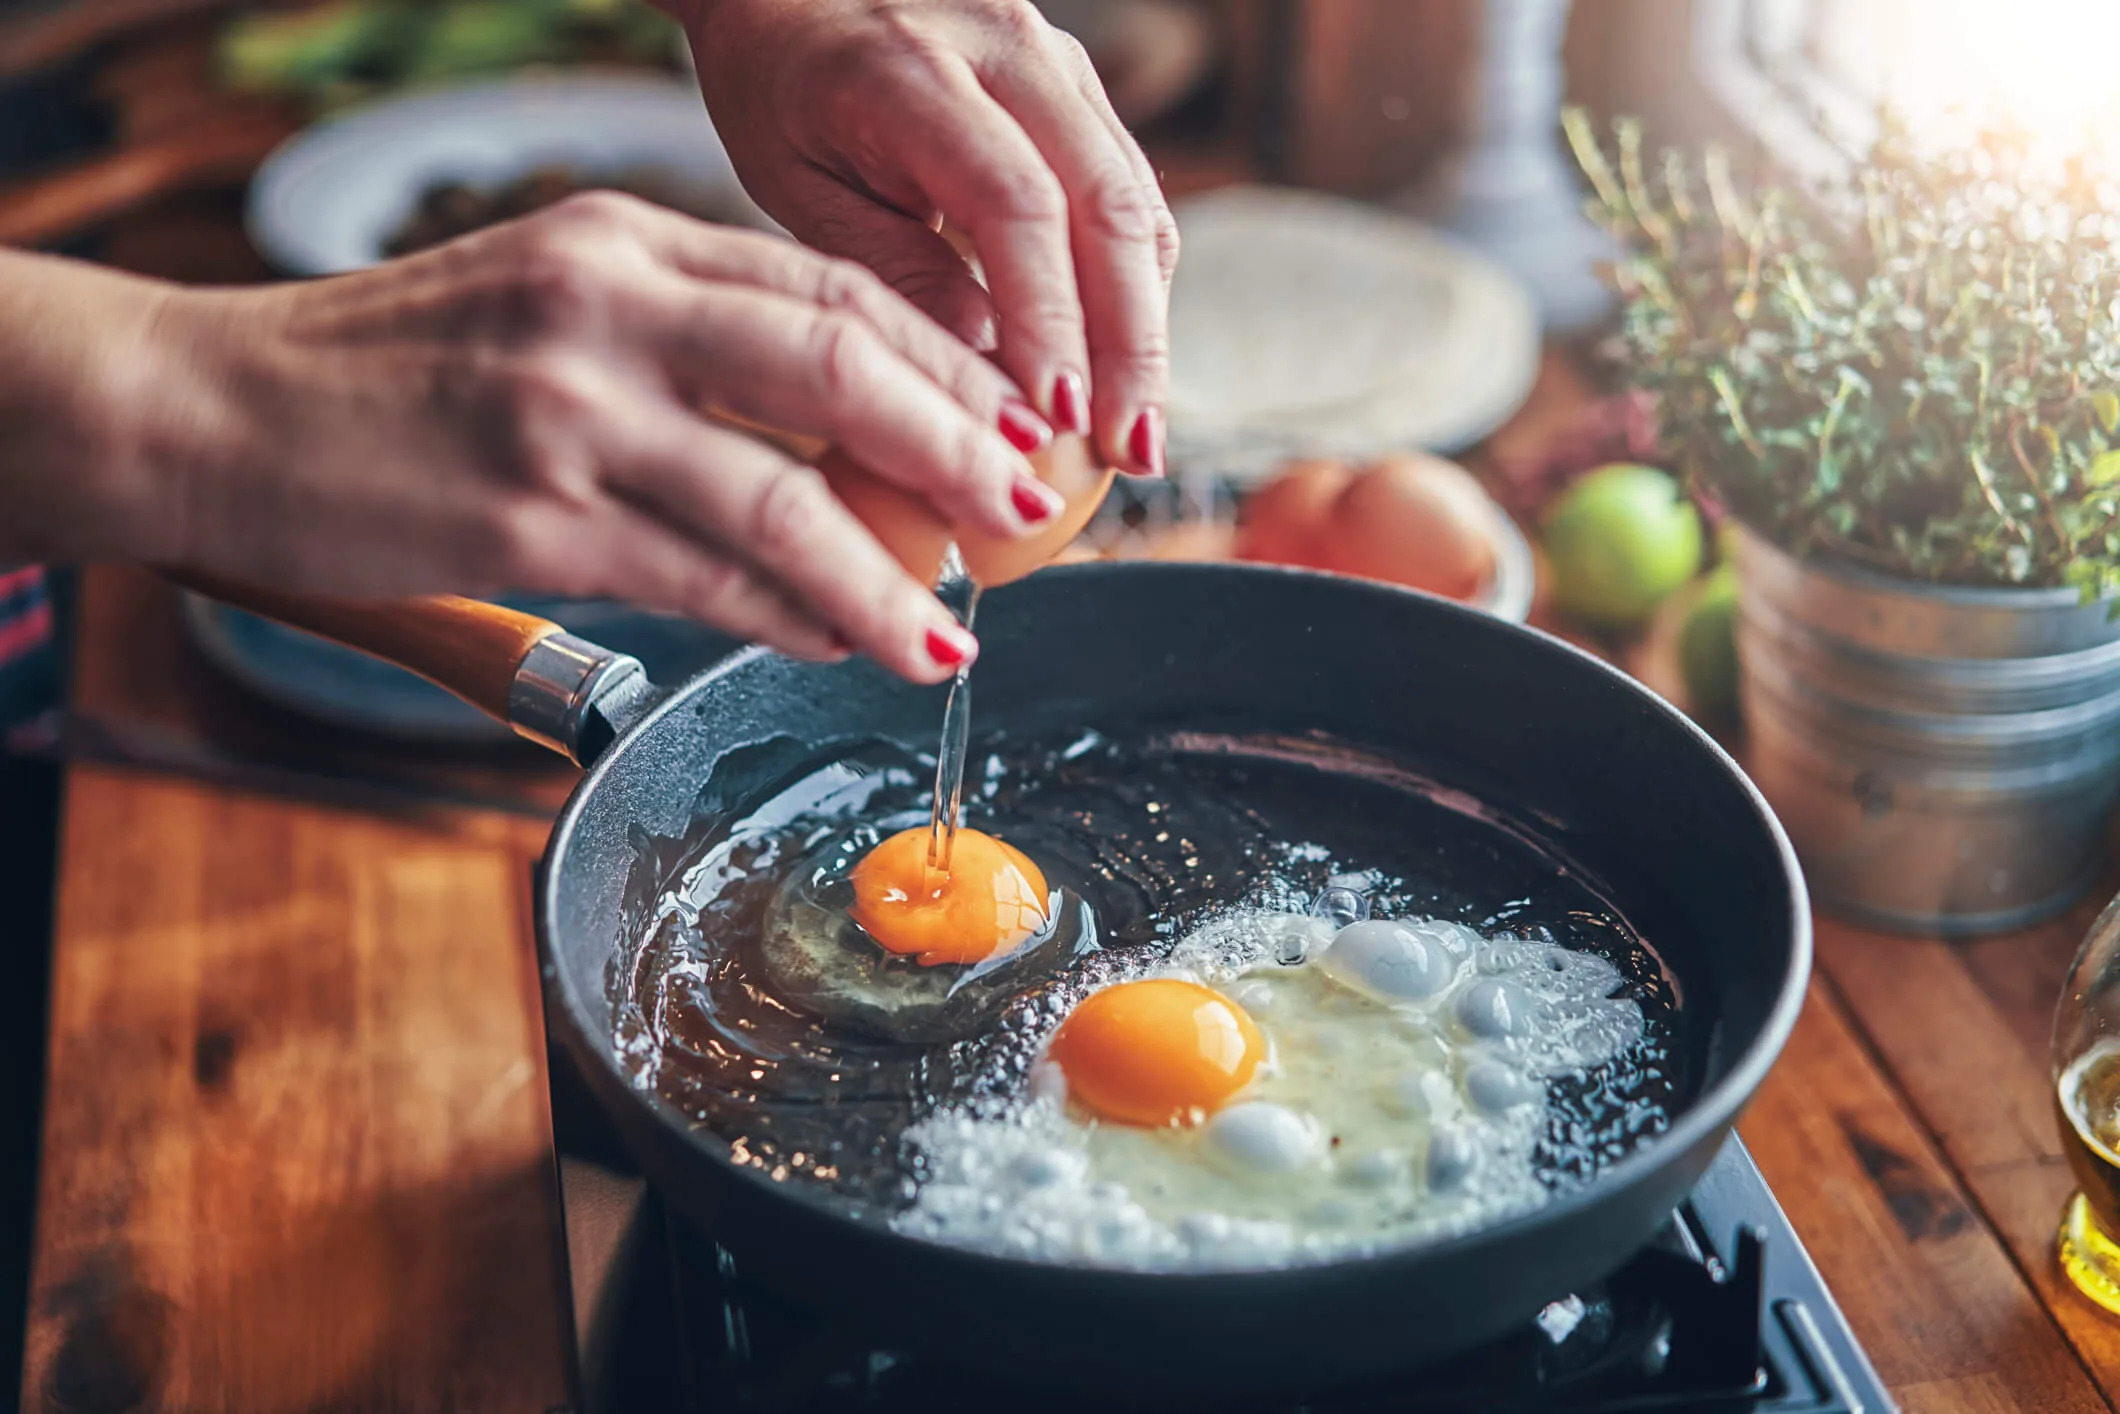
[617,196,1032,436]
[610,414,979,685]
[505,497,848,663]
[771,167,1001,354]
[639,275,1065,539]
[1059,37,1182,290]
[858,46,1093,440]
[982,28,1174,476]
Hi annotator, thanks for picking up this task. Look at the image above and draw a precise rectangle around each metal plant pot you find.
[1735,526,2120,936]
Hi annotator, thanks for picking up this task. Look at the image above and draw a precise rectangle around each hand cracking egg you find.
[893,903,1649,1269]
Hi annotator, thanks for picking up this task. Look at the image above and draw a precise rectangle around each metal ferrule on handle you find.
[508,633,653,766]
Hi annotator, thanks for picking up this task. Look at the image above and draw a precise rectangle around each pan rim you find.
[537,559,1813,1286]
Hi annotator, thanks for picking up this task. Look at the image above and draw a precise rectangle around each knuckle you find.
[747,465,835,560]
[1080,174,1161,244]
[871,8,955,73]
[1154,210,1182,276]
[506,236,607,334]
[506,353,600,430]
[808,311,882,404]
[543,187,645,233]
[1048,27,1096,77]
[985,0,1048,43]
[811,256,889,316]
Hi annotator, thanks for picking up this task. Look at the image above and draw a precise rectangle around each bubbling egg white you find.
[891,909,1647,1270]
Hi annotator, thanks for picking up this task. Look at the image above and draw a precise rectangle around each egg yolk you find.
[848,827,1050,967]
[1045,979,1265,1127]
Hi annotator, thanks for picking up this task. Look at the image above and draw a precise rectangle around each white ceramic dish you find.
[246,72,770,276]
[1165,187,1543,480]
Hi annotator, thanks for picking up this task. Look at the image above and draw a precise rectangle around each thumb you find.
[780,168,1000,353]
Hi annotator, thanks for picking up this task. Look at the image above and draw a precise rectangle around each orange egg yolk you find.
[848,827,1050,967]
[1045,979,1265,1127]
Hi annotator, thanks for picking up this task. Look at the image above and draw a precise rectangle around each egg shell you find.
[1312,453,1497,601]
[818,434,1114,590]
[959,434,1116,586]
[1233,459,1352,566]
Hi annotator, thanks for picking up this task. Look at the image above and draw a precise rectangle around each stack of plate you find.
[1165,187,1542,483]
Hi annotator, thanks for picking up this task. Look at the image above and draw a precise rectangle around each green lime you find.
[1541,465,1704,629]
[1678,563,1741,718]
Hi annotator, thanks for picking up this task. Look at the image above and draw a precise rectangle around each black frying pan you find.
[183,562,1810,1398]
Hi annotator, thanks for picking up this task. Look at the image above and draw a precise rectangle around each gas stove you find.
[552,1074,1891,1413]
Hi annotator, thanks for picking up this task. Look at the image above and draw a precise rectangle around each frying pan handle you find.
[167,572,655,766]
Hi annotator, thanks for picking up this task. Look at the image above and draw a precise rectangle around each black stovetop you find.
[552,1075,1892,1414]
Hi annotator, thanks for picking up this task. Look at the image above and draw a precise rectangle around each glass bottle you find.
[2053,891,2120,1312]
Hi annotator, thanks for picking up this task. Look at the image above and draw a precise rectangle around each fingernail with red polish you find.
[1051,371,1090,436]
[925,624,978,670]
[998,400,1052,453]
[1128,407,1166,477]
[1011,476,1063,525]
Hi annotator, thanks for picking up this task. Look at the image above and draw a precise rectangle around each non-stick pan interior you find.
[551,563,1798,1095]
[535,561,1809,1387]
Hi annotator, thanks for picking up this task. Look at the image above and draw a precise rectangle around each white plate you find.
[247,72,770,276]
[1166,187,1542,480]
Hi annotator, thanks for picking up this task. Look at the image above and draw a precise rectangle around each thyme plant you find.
[1564,109,2120,596]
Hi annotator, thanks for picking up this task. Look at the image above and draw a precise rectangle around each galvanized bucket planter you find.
[1734,527,2120,936]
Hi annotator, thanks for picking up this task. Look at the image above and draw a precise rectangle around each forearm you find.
[0,249,200,565]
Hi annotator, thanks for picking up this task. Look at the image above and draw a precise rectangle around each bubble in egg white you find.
[1204,1101,1325,1174]
[1458,978,1532,1039]
[1427,1125,1478,1191]
[1316,919,1456,1001]
[891,904,1656,1272]
[1464,1059,1540,1114]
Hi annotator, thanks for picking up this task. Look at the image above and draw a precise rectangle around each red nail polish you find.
[1128,407,1166,477]
[1052,372,1090,436]
[998,400,1051,453]
[925,625,975,669]
[1011,478,1060,523]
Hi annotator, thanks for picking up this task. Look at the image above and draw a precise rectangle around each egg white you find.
[892,909,1648,1270]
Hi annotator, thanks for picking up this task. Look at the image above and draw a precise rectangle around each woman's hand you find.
[674,0,1179,477]
[0,194,1068,683]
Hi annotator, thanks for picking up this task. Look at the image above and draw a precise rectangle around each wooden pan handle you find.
[167,571,566,726]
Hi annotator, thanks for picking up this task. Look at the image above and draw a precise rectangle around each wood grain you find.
[20,769,573,1414]
[1811,878,2120,1408]
[1742,981,2110,1411]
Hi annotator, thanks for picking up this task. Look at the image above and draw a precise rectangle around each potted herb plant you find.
[1564,111,2120,935]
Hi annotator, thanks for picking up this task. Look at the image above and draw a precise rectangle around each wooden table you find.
[15,41,2120,1414]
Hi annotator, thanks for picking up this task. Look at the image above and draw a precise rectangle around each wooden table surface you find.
[17,37,2120,1413]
